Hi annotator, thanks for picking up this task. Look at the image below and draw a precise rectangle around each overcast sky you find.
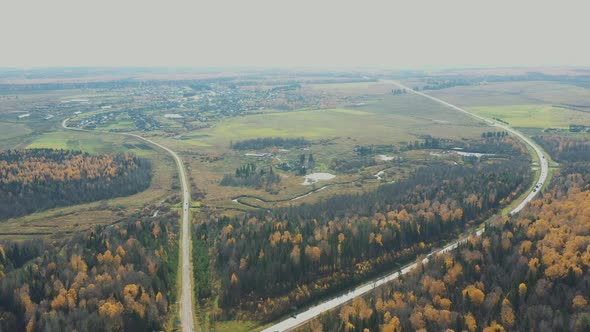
[1,0,589,68]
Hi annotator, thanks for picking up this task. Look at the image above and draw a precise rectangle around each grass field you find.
[308,81,399,95]
[428,81,590,107]
[27,129,159,156]
[169,93,487,153]
[0,122,33,150]
[0,122,31,139]
[467,104,590,128]
[28,130,118,153]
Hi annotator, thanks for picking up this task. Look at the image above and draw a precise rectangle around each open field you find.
[467,104,590,128]
[428,81,590,107]
[27,129,156,156]
[28,130,121,153]
[169,93,487,153]
[424,80,590,129]
[0,122,31,140]
[308,81,397,95]
[0,122,33,150]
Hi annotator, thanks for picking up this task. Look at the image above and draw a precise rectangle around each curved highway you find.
[390,82,549,214]
[62,119,196,332]
[260,83,549,332]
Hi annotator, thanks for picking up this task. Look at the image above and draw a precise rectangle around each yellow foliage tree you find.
[462,285,485,307]
[483,321,505,332]
[572,295,588,310]
[518,283,527,297]
[464,312,477,332]
[230,273,238,286]
[382,316,401,332]
[98,298,124,318]
[500,304,515,327]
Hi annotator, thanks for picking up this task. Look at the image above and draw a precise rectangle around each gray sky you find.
[1,0,589,68]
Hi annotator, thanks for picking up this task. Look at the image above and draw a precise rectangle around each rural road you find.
[260,83,549,332]
[62,119,196,332]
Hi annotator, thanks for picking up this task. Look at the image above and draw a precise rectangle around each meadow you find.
[428,81,590,106]
[171,93,487,151]
[424,80,590,130]
[0,122,31,140]
[467,104,590,128]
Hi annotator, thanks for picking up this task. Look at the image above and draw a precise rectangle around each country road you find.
[260,83,549,332]
[62,119,196,332]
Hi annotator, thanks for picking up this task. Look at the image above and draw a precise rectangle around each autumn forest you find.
[0,149,151,218]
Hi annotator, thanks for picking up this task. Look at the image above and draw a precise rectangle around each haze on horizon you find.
[1,0,589,69]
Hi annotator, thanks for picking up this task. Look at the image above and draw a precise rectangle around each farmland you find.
[467,104,590,128]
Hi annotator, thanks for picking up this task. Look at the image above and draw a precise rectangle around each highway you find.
[62,119,196,332]
[260,83,549,332]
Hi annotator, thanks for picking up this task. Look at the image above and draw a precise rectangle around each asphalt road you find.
[62,119,196,332]
[260,83,549,332]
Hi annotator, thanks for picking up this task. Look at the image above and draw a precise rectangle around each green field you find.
[467,104,590,128]
[171,94,487,153]
[27,129,160,156]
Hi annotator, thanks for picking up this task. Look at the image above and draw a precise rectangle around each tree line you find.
[405,136,525,155]
[533,135,590,162]
[0,149,151,219]
[230,137,310,150]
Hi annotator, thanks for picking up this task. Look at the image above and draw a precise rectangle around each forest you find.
[0,149,151,219]
[0,204,179,331]
[230,137,310,150]
[195,153,532,322]
[301,136,590,332]
[219,163,281,191]
[533,135,590,162]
